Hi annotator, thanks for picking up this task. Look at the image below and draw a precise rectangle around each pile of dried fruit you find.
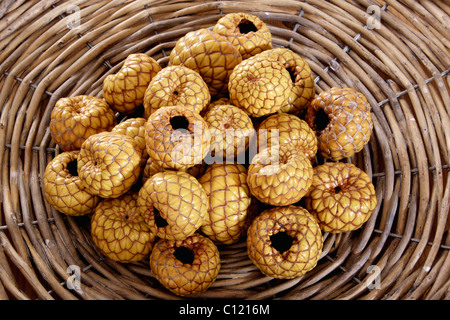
[44,12,376,297]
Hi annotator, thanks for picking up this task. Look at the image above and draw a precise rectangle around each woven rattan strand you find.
[0,0,449,300]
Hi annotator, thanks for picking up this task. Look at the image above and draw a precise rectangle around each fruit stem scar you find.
[174,246,195,264]
[238,19,257,33]
[170,115,190,132]
[154,207,168,228]
[270,231,294,254]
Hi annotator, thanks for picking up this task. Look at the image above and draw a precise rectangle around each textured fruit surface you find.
[143,65,210,118]
[304,162,377,233]
[141,157,207,185]
[213,12,272,59]
[77,132,142,198]
[43,151,100,216]
[256,48,315,115]
[257,113,317,160]
[169,28,242,97]
[50,95,117,151]
[144,105,210,170]
[137,171,208,240]
[203,104,255,160]
[199,163,251,244]
[150,234,220,296]
[306,87,373,161]
[91,193,155,263]
[102,53,161,114]
[228,56,293,117]
[246,205,323,279]
[247,144,313,206]
[111,117,147,155]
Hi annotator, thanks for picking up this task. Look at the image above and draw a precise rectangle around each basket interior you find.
[0,0,449,300]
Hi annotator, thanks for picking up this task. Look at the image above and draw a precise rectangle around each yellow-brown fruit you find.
[111,117,147,155]
[228,56,293,117]
[137,171,208,241]
[246,205,323,279]
[90,193,155,263]
[144,105,210,170]
[212,12,272,59]
[141,157,207,185]
[50,95,117,151]
[169,28,242,98]
[257,113,317,160]
[256,48,315,115]
[43,151,100,216]
[198,163,251,245]
[150,234,220,296]
[77,132,142,198]
[247,144,313,206]
[102,53,161,114]
[305,87,373,161]
[203,104,255,160]
[143,65,210,118]
[304,162,377,233]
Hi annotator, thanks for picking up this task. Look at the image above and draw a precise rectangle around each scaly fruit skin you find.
[144,105,210,170]
[257,113,317,160]
[102,53,161,115]
[50,95,117,151]
[43,151,100,216]
[203,104,255,160]
[141,157,206,185]
[304,162,377,233]
[137,171,208,241]
[77,132,142,198]
[256,48,315,115]
[212,12,272,59]
[246,205,323,279]
[150,234,220,296]
[111,117,147,155]
[228,56,293,118]
[91,193,155,263]
[143,65,210,119]
[169,28,242,98]
[198,163,251,245]
[247,144,313,206]
[306,87,373,161]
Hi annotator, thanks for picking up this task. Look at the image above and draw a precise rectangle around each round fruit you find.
[305,87,373,161]
[246,205,323,279]
[102,53,161,115]
[43,151,100,216]
[228,55,293,117]
[111,117,147,156]
[77,132,142,198]
[247,144,313,206]
[143,65,210,118]
[150,233,220,296]
[137,171,208,240]
[304,162,377,233]
[144,105,210,170]
[90,193,155,263]
[203,104,255,160]
[169,28,242,98]
[256,48,315,115]
[212,12,272,59]
[198,163,251,245]
[49,95,117,151]
[257,113,317,160]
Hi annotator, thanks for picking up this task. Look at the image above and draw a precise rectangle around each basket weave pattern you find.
[0,0,449,300]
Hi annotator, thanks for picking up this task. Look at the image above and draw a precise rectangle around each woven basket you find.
[0,0,449,301]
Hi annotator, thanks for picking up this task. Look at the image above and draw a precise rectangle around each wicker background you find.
[0,0,448,300]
